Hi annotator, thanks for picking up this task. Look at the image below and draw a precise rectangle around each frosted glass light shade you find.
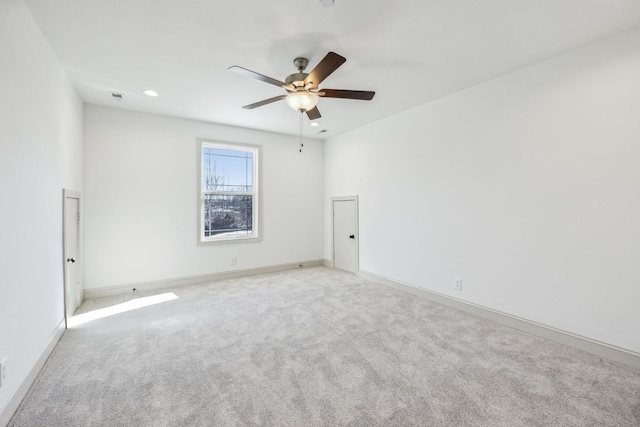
[285,92,319,111]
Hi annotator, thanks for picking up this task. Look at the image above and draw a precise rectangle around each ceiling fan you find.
[229,52,375,120]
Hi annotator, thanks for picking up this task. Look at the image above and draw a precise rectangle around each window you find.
[199,140,260,243]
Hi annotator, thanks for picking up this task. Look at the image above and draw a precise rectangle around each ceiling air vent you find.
[111,92,124,101]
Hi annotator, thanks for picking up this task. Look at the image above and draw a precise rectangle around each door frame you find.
[62,189,82,328]
[331,195,359,274]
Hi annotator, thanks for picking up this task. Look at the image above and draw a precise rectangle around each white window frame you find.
[197,138,261,244]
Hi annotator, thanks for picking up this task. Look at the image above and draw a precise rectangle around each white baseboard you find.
[359,270,640,370]
[0,320,65,427]
[84,260,325,300]
[323,258,332,268]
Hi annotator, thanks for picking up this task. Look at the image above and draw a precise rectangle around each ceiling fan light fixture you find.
[285,91,319,112]
[230,52,374,117]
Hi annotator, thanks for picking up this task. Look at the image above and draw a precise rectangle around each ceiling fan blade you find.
[303,52,346,87]
[306,106,321,120]
[229,66,287,87]
[242,95,286,109]
[320,89,375,100]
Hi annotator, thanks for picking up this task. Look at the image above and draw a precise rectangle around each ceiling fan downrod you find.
[294,57,308,73]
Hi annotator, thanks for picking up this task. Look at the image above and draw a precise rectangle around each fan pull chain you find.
[299,110,304,152]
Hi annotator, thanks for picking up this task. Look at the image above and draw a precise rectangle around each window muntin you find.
[200,141,259,243]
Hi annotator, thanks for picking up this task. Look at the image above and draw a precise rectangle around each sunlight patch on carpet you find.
[68,293,179,327]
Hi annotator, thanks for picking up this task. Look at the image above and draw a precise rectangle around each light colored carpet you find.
[9,267,640,426]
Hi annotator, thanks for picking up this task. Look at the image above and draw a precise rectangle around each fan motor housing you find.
[285,72,308,86]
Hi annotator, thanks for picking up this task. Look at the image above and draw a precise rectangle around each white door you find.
[333,198,358,274]
[64,191,81,322]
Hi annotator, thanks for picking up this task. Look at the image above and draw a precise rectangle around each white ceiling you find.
[24,0,640,139]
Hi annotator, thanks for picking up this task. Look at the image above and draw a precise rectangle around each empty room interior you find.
[2,0,640,425]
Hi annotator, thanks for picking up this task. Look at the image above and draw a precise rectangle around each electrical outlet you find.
[0,357,7,388]
[454,277,462,291]
[230,256,237,265]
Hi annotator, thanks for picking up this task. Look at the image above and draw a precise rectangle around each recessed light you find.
[310,122,320,127]
[319,0,334,7]
[143,90,159,97]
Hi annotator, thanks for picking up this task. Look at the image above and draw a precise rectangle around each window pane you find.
[199,141,259,243]
[202,147,253,192]
[203,194,253,237]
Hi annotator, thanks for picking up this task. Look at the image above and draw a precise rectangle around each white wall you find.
[325,28,640,353]
[83,106,324,289]
[0,0,83,416]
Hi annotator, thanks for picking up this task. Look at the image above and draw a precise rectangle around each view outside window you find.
[201,142,258,241]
